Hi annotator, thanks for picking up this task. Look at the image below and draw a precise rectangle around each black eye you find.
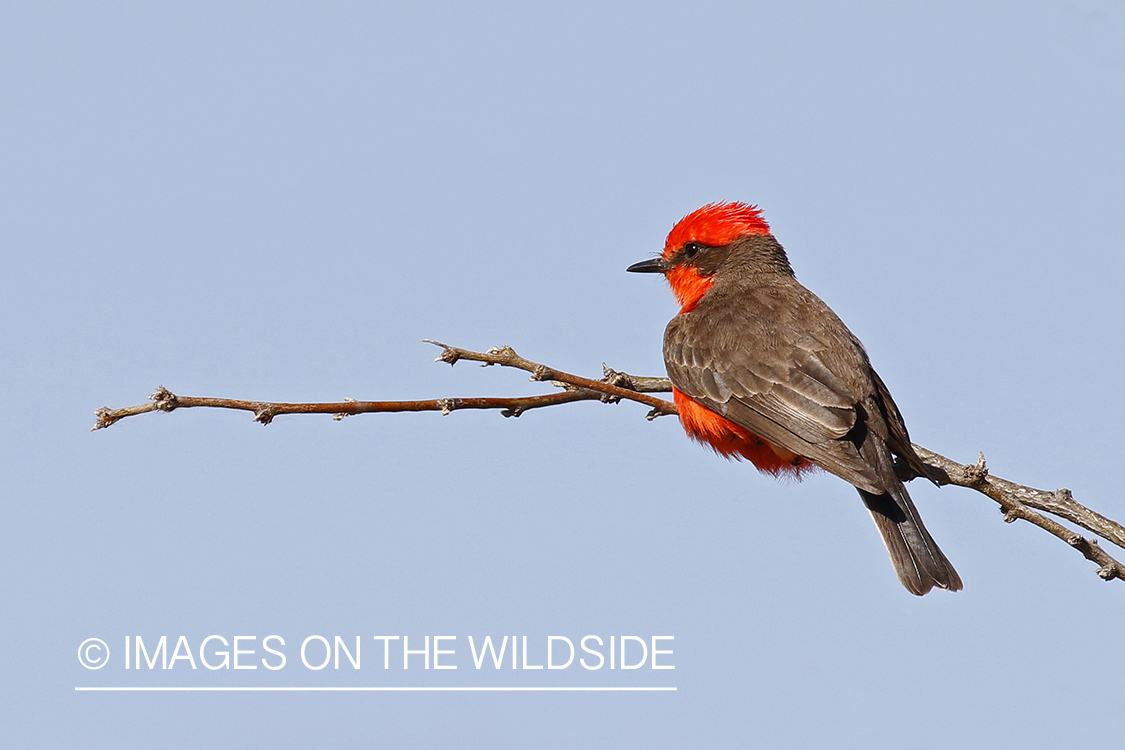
[683,242,703,260]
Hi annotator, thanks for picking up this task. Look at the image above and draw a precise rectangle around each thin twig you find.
[92,341,1125,585]
[423,340,677,419]
[92,386,601,429]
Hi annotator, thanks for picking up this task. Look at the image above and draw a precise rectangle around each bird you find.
[627,201,961,595]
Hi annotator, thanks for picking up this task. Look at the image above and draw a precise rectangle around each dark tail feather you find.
[859,487,962,596]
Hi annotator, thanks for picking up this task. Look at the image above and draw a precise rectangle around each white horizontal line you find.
[76,686,676,692]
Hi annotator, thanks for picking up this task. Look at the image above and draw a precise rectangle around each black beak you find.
[626,257,668,274]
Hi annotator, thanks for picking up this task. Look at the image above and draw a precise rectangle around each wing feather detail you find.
[664,311,884,492]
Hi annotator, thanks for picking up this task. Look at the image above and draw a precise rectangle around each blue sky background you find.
[2,1,1124,747]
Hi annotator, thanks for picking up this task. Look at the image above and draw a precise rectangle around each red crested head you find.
[648,202,772,311]
[662,201,771,259]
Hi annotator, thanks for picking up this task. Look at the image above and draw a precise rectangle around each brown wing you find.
[663,285,887,494]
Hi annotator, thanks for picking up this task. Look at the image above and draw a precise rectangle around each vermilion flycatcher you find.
[628,202,961,595]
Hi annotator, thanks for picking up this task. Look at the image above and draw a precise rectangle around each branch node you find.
[438,398,455,416]
[1096,563,1118,581]
[530,364,552,382]
[500,406,523,418]
[602,364,632,389]
[1055,488,1074,503]
[966,452,989,484]
[151,386,179,412]
[1002,507,1020,523]
[253,404,277,425]
[1067,533,1086,549]
[333,397,356,421]
[487,345,516,360]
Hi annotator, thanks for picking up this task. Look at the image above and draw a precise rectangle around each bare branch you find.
[913,446,1125,581]
[92,342,1125,586]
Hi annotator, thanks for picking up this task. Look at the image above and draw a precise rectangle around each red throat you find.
[665,265,715,312]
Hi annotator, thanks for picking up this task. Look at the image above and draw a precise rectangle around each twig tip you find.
[425,340,461,366]
[91,407,118,431]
